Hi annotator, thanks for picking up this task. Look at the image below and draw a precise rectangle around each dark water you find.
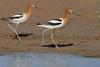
[0,53,100,67]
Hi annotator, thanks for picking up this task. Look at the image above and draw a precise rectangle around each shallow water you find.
[0,53,100,67]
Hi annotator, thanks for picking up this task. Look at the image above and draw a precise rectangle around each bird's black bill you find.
[73,12,81,16]
[35,6,43,10]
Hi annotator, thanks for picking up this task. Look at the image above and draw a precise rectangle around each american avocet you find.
[1,3,37,41]
[37,8,80,48]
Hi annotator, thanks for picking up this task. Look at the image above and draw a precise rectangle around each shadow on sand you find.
[17,33,33,37]
[42,43,74,48]
[12,33,33,39]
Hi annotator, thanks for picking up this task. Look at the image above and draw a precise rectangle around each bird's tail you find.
[0,17,9,21]
[37,23,41,25]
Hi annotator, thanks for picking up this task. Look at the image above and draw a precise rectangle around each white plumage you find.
[38,18,64,29]
[37,8,73,48]
[1,3,36,40]
[5,14,28,24]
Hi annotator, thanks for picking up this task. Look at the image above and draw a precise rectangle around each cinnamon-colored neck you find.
[63,13,71,18]
[26,4,32,16]
[63,13,71,24]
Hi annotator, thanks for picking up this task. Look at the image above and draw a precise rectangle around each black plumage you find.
[37,18,62,26]
[53,18,62,21]
[47,22,61,26]
[8,14,23,20]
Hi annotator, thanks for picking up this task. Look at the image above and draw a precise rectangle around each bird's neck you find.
[63,13,71,24]
[26,5,32,17]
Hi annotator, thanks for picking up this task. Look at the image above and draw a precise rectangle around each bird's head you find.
[27,2,35,9]
[65,8,73,14]
[26,2,42,15]
[27,2,42,10]
[65,8,80,16]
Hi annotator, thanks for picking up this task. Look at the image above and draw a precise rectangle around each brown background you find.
[0,0,100,57]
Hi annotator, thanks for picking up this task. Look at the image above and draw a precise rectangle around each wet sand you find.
[0,0,100,57]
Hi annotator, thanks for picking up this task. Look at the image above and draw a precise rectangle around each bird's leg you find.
[41,28,50,45]
[14,24,19,37]
[8,24,21,41]
[15,24,18,31]
[51,30,58,48]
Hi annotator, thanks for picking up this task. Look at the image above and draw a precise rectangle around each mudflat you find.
[0,0,100,57]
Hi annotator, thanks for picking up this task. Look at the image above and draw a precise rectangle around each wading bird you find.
[1,3,38,40]
[37,8,80,48]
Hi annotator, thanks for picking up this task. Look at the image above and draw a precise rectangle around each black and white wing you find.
[47,18,62,26]
[37,18,62,26]
[1,14,23,21]
[8,14,23,20]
